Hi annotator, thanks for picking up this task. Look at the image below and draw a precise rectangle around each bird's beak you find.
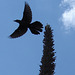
[13,20,21,23]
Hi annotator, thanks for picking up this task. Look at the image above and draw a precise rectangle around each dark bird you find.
[10,2,43,38]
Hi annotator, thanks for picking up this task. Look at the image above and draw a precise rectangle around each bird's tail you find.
[29,21,43,34]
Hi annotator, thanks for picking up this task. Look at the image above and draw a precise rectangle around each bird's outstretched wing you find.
[22,2,32,24]
[9,26,28,38]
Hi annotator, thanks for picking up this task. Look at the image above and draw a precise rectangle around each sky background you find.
[0,0,75,75]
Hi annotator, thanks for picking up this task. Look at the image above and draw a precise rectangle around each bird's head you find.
[14,20,21,24]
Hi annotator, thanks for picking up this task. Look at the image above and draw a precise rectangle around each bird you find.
[9,2,43,38]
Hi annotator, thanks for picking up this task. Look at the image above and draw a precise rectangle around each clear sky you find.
[0,0,75,75]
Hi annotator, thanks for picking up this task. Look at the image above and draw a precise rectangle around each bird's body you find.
[10,2,43,38]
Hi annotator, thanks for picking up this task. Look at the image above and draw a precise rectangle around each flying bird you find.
[10,2,43,38]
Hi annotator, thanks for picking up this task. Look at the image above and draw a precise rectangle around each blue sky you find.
[0,0,75,75]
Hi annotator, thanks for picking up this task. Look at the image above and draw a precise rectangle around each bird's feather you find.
[10,26,28,38]
[29,21,43,34]
[22,2,32,24]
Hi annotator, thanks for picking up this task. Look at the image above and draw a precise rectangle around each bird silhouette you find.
[10,2,43,38]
